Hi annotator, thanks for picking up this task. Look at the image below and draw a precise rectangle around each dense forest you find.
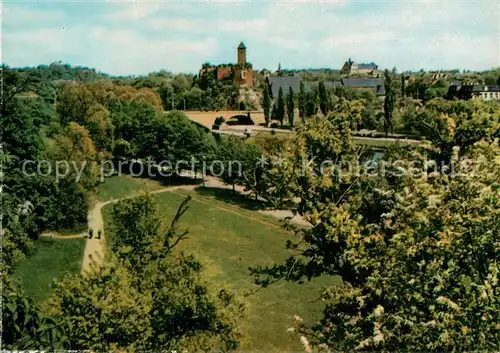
[2,62,247,350]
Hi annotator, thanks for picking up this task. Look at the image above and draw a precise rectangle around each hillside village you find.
[196,42,500,117]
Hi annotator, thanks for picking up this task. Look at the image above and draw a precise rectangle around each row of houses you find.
[265,76,385,98]
[265,75,500,102]
[447,82,500,101]
[198,41,386,89]
[197,42,499,103]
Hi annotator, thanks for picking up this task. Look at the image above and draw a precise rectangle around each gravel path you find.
[258,210,310,227]
[80,174,310,274]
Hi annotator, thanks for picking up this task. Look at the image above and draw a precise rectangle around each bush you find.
[226,114,255,126]
[214,116,225,126]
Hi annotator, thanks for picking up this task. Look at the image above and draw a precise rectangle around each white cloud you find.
[4,24,220,75]
[3,0,499,74]
[105,2,165,21]
[3,4,66,26]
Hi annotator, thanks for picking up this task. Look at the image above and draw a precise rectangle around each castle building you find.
[198,42,255,87]
[341,58,380,76]
[237,41,246,65]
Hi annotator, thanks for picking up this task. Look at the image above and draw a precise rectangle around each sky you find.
[3,0,500,76]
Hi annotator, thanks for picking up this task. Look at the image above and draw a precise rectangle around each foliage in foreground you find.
[250,111,500,351]
[2,273,67,350]
[307,142,500,351]
[3,196,242,351]
[46,195,242,351]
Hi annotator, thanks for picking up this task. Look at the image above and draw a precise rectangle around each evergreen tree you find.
[263,84,271,127]
[305,90,318,118]
[401,74,406,98]
[383,69,396,136]
[298,81,307,121]
[276,87,286,125]
[270,100,278,123]
[287,87,295,127]
[318,81,329,116]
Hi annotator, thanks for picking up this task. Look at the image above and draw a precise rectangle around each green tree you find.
[263,84,271,127]
[300,142,500,351]
[50,122,99,191]
[383,69,396,136]
[484,75,496,85]
[47,195,242,351]
[2,272,66,350]
[424,79,450,100]
[401,98,500,166]
[246,115,354,210]
[329,98,364,131]
[305,90,318,118]
[318,81,329,116]
[55,82,115,151]
[249,113,500,351]
[1,66,90,234]
[217,136,261,193]
[276,87,286,126]
[144,111,216,177]
[287,87,295,127]
[298,81,307,121]
[158,82,175,110]
[401,74,406,98]
[55,82,94,126]
[110,99,158,155]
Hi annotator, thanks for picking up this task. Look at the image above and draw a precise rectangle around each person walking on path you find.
[97,229,102,240]
[89,228,93,239]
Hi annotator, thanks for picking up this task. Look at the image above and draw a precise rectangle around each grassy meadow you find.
[14,237,86,303]
[97,174,165,201]
[102,187,336,351]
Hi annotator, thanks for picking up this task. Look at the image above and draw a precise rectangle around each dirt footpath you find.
[80,185,198,274]
[80,178,309,274]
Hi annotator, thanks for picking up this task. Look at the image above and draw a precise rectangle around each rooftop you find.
[267,76,304,97]
[342,77,385,95]
[309,80,342,90]
[357,62,378,70]
[472,85,500,93]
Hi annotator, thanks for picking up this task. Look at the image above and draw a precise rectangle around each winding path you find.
[80,175,308,274]
[80,185,197,274]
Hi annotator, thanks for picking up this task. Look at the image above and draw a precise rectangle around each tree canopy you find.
[248,102,500,350]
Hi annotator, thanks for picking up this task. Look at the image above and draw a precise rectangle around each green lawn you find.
[103,189,336,352]
[97,175,164,201]
[14,237,86,303]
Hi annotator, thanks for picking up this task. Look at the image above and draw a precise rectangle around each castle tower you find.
[237,41,246,65]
